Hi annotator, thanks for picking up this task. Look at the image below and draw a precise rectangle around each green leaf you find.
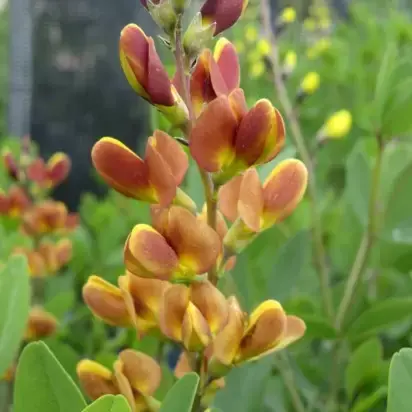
[14,341,86,412]
[0,255,30,376]
[350,386,387,412]
[388,348,412,412]
[384,164,412,239]
[345,338,383,398]
[300,315,337,339]
[83,395,131,412]
[347,298,412,340]
[159,372,199,412]
[266,230,310,301]
[215,358,272,412]
[345,145,371,227]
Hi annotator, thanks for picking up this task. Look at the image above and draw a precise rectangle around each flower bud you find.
[282,50,297,78]
[46,153,71,187]
[77,360,118,400]
[25,307,58,340]
[182,302,211,351]
[83,275,131,327]
[297,72,320,102]
[279,7,296,24]
[201,0,248,36]
[319,110,352,141]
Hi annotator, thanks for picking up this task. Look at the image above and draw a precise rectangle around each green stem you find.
[335,134,384,331]
[260,0,333,320]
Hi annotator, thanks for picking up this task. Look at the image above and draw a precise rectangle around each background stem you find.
[260,0,333,320]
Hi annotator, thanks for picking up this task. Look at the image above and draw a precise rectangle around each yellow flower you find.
[300,72,320,94]
[283,50,297,72]
[250,60,265,78]
[322,110,353,139]
[279,7,296,24]
[303,18,316,31]
[257,39,271,56]
[245,25,258,43]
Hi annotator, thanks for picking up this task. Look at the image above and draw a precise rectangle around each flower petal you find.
[262,159,308,228]
[151,130,189,185]
[218,174,242,222]
[77,360,118,400]
[236,300,287,363]
[214,38,240,92]
[159,284,190,341]
[26,307,58,340]
[46,153,71,186]
[118,349,161,396]
[238,168,263,232]
[190,280,228,335]
[234,99,275,166]
[82,275,131,327]
[276,315,306,350]
[165,206,221,276]
[190,95,238,172]
[228,88,248,121]
[182,302,211,351]
[91,137,154,201]
[125,224,179,280]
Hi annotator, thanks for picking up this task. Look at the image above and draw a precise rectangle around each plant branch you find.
[275,353,306,412]
[260,0,333,319]
[335,134,384,330]
[174,13,219,285]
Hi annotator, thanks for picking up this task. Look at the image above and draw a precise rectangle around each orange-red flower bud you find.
[187,38,240,116]
[0,186,31,217]
[118,272,170,335]
[190,91,285,183]
[92,131,194,210]
[120,24,189,126]
[25,306,59,340]
[159,281,228,351]
[22,200,78,235]
[209,297,305,375]
[26,153,71,189]
[114,350,162,411]
[201,0,248,35]
[83,276,132,327]
[77,360,119,400]
[125,206,221,281]
[219,161,308,235]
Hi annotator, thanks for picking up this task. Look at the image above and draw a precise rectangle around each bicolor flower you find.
[219,161,308,252]
[201,0,249,36]
[77,350,162,411]
[36,238,73,274]
[25,307,59,340]
[92,131,194,210]
[26,153,71,189]
[83,276,132,327]
[209,297,306,376]
[181,38,240,116]
[114,349,162,412]
[125,206,221,282]
[21,200,78,235]
[120,24,188,126]
[118,271,170,335]
[0,186,31,217]
[190,90,286,184]
[158,280,228,351]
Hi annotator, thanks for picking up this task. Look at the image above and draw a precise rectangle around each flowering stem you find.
[260,0,334,320]
[174,13,219,285]
[335,133,384,331]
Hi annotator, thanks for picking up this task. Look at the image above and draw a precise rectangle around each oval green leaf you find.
[83,395,131,412]
[159,372,199,412]
[14,341,86,412]
[0,254,30,376]
[388,348,412,412]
